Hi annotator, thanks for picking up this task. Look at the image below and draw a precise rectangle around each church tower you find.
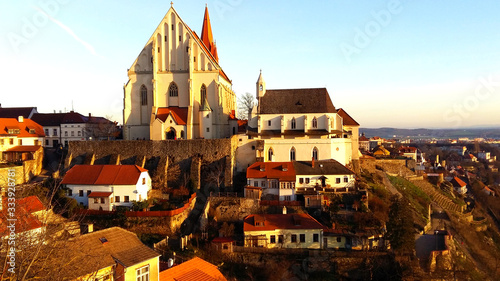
[199,96,213,139]
[256,70,266,112]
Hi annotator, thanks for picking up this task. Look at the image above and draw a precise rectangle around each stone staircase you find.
[410,179,463,213]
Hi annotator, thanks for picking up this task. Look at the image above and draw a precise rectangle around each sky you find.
[1,0,500,129]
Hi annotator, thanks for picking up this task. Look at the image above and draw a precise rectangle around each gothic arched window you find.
[312,117,318,129]
[140,85,147,105]
[290,147,296,161]
[169,82,178,97]
[268,148,274,162]
[291,118,296,129]
[200,84,207,102]
[312,147,319,161]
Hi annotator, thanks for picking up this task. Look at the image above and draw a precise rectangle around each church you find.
[247,72,360,167]
[123,4,237,140]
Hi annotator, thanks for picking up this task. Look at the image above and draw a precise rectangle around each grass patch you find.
[388,176,431,221]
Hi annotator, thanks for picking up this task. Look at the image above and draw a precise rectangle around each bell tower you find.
[256,70,266,112]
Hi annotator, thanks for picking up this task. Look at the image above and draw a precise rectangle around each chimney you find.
[89,113,92,118]
[312,157,315,168]
[18,116,24,123]
[282,206,287,214]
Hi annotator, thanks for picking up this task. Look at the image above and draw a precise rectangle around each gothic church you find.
[123,4,237,140]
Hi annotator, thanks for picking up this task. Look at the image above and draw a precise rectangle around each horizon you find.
[1,1,499,128]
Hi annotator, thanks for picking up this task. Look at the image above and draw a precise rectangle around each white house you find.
[293,159,356,194]
[243,212,325,249]
[61,165,152,210]
[245,162,296,201]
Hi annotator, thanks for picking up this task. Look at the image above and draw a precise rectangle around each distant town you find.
[2,4,500,281]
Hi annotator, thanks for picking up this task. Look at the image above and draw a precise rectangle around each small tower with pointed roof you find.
[256,70,266,112]
[199,96,213,139]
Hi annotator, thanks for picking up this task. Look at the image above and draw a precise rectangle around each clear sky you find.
[1,0,500,128]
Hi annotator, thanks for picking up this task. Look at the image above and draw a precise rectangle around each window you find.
[261,181,266,188]
[9,139,13,145]
[305,178,310,184]
[29,128,36,134]
[299,178,304,184]
[284,196,291,201]
[79,190,83,197]
[168,82,178,97]
[136,265,149,281]
[344,176,349,183]
[300,234,306,243]
[254,181,258,187]
[53,129,57,136]
[337,237,342,243]
[71,131,74,136]
[291,117,296,129]
[94,198,99,204]
[0,139,3,145]
[206,127,210,133]
[278,235,284,244]
[140,85,148,105]
[291,234,297,243]
[65,131,68,136]
[312,117,318,128]
[268,148,273,161]
[115,196,120,203]
[68,189,72,196]
[18,139,22,145]
[336,178,341,184]
[8,129,20,134]
[124,196,130,203]
[45,129,49,135]
[290,147,296,161]
[200,84,207,102]
[313,234,319,243]
[87,190,91,196]
[270,235,276,244]
[312,147,318,161]
[78,131,81,137]
[101,198,105,204]
[142,178,146,185]
[268,120,271,126]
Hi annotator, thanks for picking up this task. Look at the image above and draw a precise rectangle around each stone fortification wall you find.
[65,138,238,188]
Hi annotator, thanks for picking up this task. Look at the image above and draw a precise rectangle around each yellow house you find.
[68,227,160,281]
[372,146,390,157]
[243,212,325,249]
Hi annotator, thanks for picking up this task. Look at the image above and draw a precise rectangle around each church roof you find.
[157,107,188,125]
[259,88,336,114]
[200,6,218,62]
[337,108,359,126]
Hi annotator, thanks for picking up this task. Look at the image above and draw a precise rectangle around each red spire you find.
[200,6,218,62]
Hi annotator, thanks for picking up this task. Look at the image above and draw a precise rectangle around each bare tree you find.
[237,92,256,120]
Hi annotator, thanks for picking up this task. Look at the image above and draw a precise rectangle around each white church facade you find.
[123,5,237,140]
[246,72,360,167]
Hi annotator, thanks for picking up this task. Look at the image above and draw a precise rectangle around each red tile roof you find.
[337,108,359,126]
[247,162,296,181]
[451,177,467,187]
[88,192,113,198]
[156,107,188,125]
[244,213,325,232]
[0,204,43,235]
[159,257,227,281]
[399,146,417,153]
[17,196,45,213]
[0,118,45,137]
[61,165,148,185]
[359,135,369,141]
[4,145,42,152]
[212,237,234,243]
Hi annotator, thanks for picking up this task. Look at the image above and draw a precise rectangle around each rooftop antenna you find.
[71,100,74,111]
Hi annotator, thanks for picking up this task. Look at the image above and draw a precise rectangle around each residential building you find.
[123,5,237,140]
[324,228,386,250]
[372,146,390,157]
[243,212,325,249]
[61,165,152,210]
[245,162,296,201]
[159,257,227,281]
[1,196,45,242]
[359,133,370,152]
[399,146,417,161]
[0,117,44,162]
[0,106,38,119]
[450,177,467,195]
[67,227,160,281]
[246,72,360,167]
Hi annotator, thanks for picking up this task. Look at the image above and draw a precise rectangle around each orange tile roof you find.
[247,162,296,181]
[160,257,227,281]
[17,196,45,213]
[61,165,148,185]
[243,213,325,232]
[88,192,113,198]
[0,118,45,137]
[337,108,359,126]
[156,107,188,125]
[399,146,417,153]
[451,177,467,187]
[359,135,369,141]
[4,145,42,152]
[0,203,43,235]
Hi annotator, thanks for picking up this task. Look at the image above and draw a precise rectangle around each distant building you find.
[62,165,152,210]
[372,146,390,157]
[359,133,370,152]
[243,213,325,249]
[0,117,44,162]
[450,177,467,195]
[0,106,38,119]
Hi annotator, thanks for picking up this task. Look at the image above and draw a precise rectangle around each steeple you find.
[201,5,218,62]
[256,69,266,100]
